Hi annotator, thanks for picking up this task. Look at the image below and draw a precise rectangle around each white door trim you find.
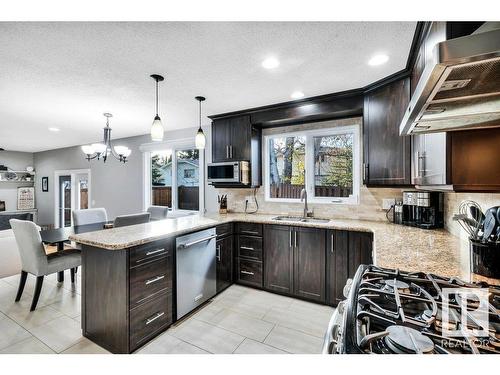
[53,168,91,228]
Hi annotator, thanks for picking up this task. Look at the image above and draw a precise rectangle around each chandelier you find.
[81,113,131,163]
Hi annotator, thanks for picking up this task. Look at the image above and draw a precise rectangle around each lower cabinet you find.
[263,225,326,303]
[293,226,326,302]
[263,225,293,294]
[234,223,263,288]
[216,235,233,293]
[326,229,373,305]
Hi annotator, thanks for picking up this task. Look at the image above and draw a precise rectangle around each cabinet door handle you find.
[330,233,335,253]
[145,248,165,256]
[145,275,165,285]
[230,145,233,158]
[216,245,221,261]
[145,311,165,325]
[241,270,254,276]
[289,230,292,247]
[226,145,229,158]
[240,246,255,251]
[294,231,297,248]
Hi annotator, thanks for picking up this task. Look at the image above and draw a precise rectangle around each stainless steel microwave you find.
[207,161,250,185]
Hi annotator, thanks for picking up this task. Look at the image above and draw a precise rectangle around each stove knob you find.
[343,278,353,298]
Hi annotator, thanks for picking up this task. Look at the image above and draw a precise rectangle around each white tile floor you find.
[0,272,334,354]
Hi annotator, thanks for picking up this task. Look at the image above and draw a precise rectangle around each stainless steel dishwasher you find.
[176,228,217,319]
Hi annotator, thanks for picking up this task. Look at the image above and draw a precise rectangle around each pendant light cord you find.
[199,100,202,130]
[155,79,159,116]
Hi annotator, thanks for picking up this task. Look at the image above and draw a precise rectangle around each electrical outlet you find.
[245,195,253,202]
[382,198,395,210]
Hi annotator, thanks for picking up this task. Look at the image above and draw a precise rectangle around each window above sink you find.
[263,118,361,205]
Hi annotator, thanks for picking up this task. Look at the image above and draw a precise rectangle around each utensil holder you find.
[469,239,500,278]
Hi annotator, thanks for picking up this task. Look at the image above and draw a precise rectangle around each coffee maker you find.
[402,191,444,229]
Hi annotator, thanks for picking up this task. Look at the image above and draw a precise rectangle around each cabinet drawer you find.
[130,292,172,351]
[130,256,172,307]
[216,223,233,238]
[236,258,262,287]
[235,222,263,236]
[129,240,172,268]
[237,235,262,261]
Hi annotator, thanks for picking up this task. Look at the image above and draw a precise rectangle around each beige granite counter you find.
[70,212,499,285]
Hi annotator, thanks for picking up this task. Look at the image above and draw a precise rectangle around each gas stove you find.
[323,265,500,354]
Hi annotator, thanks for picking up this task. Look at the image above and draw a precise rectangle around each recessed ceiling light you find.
[48,127,60,132]
[368,54,389,66]
[262,57,280,69]
[291,91,305,99]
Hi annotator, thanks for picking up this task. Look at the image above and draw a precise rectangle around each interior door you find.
[58,175,72,228]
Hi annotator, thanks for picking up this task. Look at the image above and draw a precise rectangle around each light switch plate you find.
[382,198,396,210]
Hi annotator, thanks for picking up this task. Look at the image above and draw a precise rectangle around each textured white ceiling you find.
[0,22,416,152]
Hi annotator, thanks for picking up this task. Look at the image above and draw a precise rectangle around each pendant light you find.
[150,74,165,142]
[195,96,206,149]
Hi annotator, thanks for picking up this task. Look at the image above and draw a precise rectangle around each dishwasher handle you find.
[178,234,217,249]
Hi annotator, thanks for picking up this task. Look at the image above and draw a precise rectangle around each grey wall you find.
[34,125,216,226]
[0,151,35,212]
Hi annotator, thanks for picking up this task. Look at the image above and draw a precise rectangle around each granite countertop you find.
[69,212,499,285]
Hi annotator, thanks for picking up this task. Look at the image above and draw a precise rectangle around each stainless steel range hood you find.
[400,27,500,135]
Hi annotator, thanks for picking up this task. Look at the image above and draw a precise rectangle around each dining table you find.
[39,222,110,282]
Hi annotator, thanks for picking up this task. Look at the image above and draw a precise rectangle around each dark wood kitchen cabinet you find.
[82,238,174,353]
[263,225,293,294]
[216,233,233,294]
[326,230,349,306]
[293,226,326,302]
[263,224,325,303]
[326,230,373,306]
[211,115,262,186]
[212,115,252,162]
[234,222,263,288]
[363,77,411,186]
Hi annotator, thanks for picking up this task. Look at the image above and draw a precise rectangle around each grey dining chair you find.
[113,212,151,228]
[9,219,81,311]
[147,206,169,220]
[72,207,108,226]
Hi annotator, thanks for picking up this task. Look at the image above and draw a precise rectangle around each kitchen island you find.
[70,213,498,353]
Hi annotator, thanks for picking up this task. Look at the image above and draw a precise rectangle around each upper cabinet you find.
[212,115,252,162]
[211,114,262,187]
[363,77,411,186]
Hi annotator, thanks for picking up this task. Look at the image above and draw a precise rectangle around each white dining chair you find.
[72,207,108,226]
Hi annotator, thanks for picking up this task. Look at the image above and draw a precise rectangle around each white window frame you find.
[264,124,361,205]
[140,139,205,213]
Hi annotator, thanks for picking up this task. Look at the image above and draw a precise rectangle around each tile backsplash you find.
[215,187,500,240]
[215,186,405,222]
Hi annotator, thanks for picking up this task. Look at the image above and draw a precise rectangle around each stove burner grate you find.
[384,325,435,354]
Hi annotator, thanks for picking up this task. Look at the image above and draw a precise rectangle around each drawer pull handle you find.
[241,230,259,235]
[240,246,255,251]
[145,311,165,325]
[241,270,254,276]
[145,275,165,285]
[145,248,165,256]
